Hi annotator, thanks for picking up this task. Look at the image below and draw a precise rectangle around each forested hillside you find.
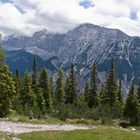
[0,46,140,125]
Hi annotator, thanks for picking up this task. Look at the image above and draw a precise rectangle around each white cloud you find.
[0,0,140,36]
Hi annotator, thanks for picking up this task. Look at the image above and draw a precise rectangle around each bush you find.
[52,102,102,121]
[53,104,71,121]
[101,117,113,125]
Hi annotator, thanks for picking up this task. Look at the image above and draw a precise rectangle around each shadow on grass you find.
[119,122,140,128]
[119,122,130,128]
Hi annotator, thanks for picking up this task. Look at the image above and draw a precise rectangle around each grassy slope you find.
[19,127,140,140]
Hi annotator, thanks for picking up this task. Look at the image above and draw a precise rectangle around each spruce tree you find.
[20,70,36,113]
[84,80,90,104]
[50,76,54,103]
[104,58,118,106]
[100,83,106,104]
[15,68,20,95]
[14,68,20,110]
[65,64,77,104]
[115,80,124,118]
[40,68,52,110]
[65,75,71,103]
[31,57,46,115]
[137,83,140,103]
[55,69,65,104]
[32,56,38,89]
[124,83,140,125]
[0,36,5,67]
[88,63,100,108]
[0,64,16,117]
[35,88,46,116]
[117,80,123,104]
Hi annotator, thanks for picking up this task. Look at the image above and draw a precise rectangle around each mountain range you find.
[1,23,140,92]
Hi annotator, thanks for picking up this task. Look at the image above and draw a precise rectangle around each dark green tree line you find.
[0,55,139,125]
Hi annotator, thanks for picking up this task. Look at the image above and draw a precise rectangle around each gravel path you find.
[0,121,94,134]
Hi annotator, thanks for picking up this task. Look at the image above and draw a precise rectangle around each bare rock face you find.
[2,23,140,92]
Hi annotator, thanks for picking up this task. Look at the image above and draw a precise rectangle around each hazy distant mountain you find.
[2,23,140,91]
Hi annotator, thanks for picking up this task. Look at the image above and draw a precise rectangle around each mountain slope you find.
[2,23,140,87]
[5,50,58,75]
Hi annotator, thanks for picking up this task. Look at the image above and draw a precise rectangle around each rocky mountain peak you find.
[33,28,48,38]
[2,23,140,92]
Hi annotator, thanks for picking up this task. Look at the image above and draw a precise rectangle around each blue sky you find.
[0,0,140,36]
[130,10,138,20]
[0,0,12,3]
[79,0,94,9]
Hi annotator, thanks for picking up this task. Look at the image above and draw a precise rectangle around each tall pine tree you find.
[20,70,36,114]
[84,80,90,104]
[124,83,140,125]
[100,83,106,104]
[0,35,5,67]
[65,64,77,104]
[31,57,46,115]
[88,63,100,108]
[137,83,140,103]
[40,68,52,111]
[104,58,118,107]
[0,64,16,117]
[14,68,20,110]
[15,68,20,95]
[117,80,123,104]
[50,76,54,103]
[65,75,71,103]
[32,56,38,89]
[55,69,65,104]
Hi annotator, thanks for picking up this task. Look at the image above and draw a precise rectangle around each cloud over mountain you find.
[0,0,140,36]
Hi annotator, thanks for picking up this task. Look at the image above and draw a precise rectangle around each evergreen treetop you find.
[55,69,65,104]
[40,67,52,110]
[88,63,100,108]
[0,64,16,117]
[104,57,118,106]
[65,64,77,104]
[124,83,140,125]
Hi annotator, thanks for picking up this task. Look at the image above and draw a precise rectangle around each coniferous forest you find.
[0,48,140,126]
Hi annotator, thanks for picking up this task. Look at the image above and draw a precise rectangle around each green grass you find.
[0,132,13,140]
[19,127,140,140]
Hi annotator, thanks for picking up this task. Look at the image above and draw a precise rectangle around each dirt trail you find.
[0,121,94,134]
